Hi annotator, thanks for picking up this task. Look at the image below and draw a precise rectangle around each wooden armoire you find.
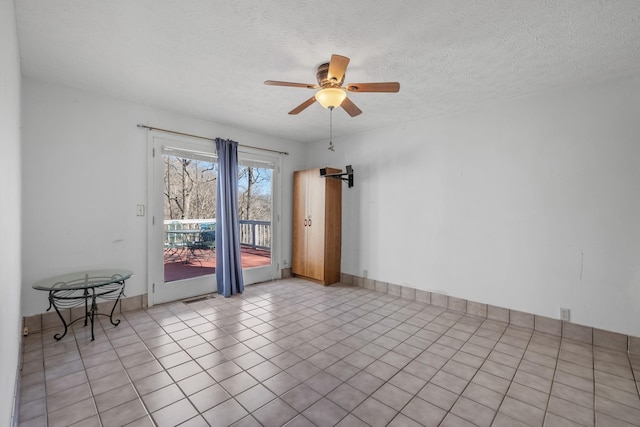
[292,167,342,285]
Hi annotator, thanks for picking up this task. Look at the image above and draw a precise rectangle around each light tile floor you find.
[17,278,640,426]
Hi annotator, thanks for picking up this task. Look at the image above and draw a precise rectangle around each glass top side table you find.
[32,269,133,341]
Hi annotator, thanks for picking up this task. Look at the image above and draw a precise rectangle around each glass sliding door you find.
[237,154,277,285]
[163,149,217,283]
[148,132,280,305]
[149,134,219,304]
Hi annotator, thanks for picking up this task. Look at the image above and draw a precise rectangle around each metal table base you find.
[32,269,133,342]
[47,280,125,341]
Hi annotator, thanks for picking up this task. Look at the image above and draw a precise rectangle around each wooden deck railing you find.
[164,219,271,252]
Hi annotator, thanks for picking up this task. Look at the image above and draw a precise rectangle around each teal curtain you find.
[215,138,244,297]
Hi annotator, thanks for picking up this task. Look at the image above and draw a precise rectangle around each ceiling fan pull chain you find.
[328,107,335,151]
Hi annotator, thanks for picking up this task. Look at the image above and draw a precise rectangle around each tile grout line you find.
[72,322,103,427]
[385,308,477,425]
[37,327,47,426]
[191,293,277,425]
[326,292,437,425]
[287,288,423,425]
[541,325,565,427]
[232,286,376,425]
[593,336,597,427]
[353,290,540,426]
[212,286,409,425]
[288,286,529,425]
[325,292,494,425]
[449,316,515,426]
[99,315,158,427]
[149,304,221,425]
[440,313,525,426]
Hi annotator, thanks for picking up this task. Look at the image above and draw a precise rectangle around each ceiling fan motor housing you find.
[316,62,344,87]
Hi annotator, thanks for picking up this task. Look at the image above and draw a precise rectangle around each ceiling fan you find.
[265,54,400,117]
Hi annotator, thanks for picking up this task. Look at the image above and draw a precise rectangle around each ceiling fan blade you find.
[265,80,318,89]
[346,82,400,93]
[288,97,317,115]
[340,97,362,117]
[328,54,350,84]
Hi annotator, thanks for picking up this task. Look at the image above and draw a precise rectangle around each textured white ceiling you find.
[14,0,640,143]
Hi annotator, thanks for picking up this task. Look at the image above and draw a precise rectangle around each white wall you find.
[0,0,22,424]
[21,77,307,316]
[20,66,640,340]
[308,74,640,337]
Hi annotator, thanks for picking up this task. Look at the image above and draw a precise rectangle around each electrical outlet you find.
[363,269,368,278]
[560,308,571,322]
[136,204,145,216]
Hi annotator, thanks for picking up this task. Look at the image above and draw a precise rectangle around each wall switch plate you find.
[136,204,145,216]
[560,308,571,322]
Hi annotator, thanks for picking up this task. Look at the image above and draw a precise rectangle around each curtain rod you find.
[137,124,289,155]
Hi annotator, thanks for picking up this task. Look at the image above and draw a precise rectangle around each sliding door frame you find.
[146,130,282,306]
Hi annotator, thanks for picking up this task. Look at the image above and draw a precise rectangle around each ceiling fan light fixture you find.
[315,88,347,109]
